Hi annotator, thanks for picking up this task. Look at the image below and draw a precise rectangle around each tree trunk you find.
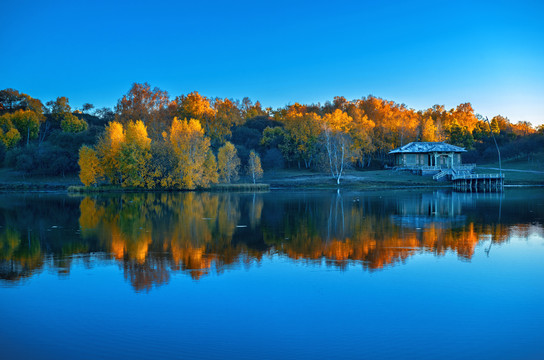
[337,143,345,185]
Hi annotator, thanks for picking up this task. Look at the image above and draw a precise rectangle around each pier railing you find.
[451,173,504,181]
[396,164,476,172]
[452,173,504,192]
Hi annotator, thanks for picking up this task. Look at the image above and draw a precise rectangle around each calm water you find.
[1,189,543,359]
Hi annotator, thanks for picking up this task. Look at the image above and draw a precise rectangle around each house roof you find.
[389,142,466,154]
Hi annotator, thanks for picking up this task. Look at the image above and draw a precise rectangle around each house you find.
[389,142,475,179]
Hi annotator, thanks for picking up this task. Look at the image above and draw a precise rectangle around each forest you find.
[0,84,543,188]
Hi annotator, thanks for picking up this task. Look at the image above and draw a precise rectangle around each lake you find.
[1,189,543,359]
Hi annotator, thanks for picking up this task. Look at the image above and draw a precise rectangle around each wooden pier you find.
[452,173,504,192]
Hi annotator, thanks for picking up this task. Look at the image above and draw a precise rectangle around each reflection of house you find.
[389,142,475,180]
[391,191,466,229]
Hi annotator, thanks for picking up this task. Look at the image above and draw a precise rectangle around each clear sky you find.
[1,0,543,125]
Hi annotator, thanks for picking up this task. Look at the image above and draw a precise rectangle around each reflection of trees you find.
[264,192,512,270]
[79,193,250,288]
[0,190,538,290]
[249,193,263,229]
[0,227,42,281]
[122,256,170,292]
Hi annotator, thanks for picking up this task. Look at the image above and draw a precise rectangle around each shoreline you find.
[0,168,542,193]
[0,182,542,194]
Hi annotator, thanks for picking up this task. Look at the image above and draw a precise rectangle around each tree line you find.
[1,84,542,187]
[78,118,262,188]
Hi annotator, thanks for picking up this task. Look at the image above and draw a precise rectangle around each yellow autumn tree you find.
[419,116,439,142]
[120,120,152,188]
[345,103,375,167]
[174,92,216,137]
[0,127,21,149]
[201,150,219,188]
[79,197,104,231]
[168,117,211,189]
[449,103,478,133]
[78,145,102,187]
[0,113,22,148]
[96,121,125,184]
[217,141,240,183]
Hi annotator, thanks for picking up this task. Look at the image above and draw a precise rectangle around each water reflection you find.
[0,189,542,291]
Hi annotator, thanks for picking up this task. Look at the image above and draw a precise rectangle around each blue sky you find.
[1,0,543,125]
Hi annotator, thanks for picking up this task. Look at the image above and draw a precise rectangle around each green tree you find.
[46,96,71,124]
[241,98,267,119]
[148,139,176,188]
[446,123,474,149]
[42,96,76,143]
[61,113,88,133]
[212,98,243,143]
[261,126,295,166]
[472,120,490,141]
[10,109,41,145]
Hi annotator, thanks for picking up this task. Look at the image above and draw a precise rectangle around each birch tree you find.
[321,109,354,185]
[247,150,263,184]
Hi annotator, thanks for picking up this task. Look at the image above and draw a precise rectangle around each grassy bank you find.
[0,183,69,191]
[474,153,544,185]
[1,161,542,193]
[209,183,270,192]
[264,169,441,189]
[473,168,544,185]
[68,185,149,193]
[68,183,270,193]
[0,169,80,191]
